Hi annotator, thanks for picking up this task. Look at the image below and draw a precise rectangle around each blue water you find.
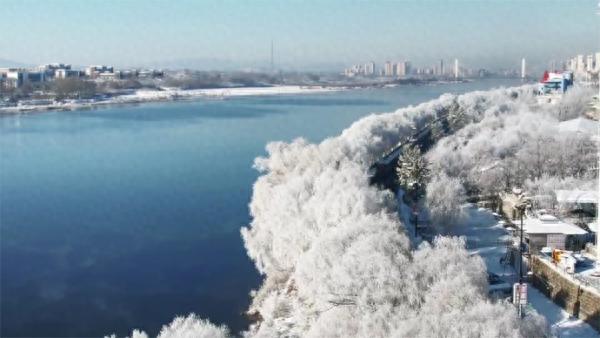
[0,79,520,337]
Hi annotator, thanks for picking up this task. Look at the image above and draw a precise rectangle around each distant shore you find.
[0,85,342,115]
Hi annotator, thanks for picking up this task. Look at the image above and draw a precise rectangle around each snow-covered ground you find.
[441,206,600,338]
[574,254,600,291]
[0,85,341,114]
[528,286,599,338]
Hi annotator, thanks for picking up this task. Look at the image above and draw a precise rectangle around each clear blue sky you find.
[1,0,598,71]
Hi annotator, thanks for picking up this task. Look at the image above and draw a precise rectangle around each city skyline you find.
[1,0,598,71]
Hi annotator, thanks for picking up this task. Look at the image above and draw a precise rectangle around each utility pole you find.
[513,203,528,318]
[592,70,600,277]
[519,206,524,284]
[270,40,274,72]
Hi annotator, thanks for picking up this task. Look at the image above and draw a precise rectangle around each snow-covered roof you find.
[558,117,599,136]
[555,189,598,204]
[523,215,588,235]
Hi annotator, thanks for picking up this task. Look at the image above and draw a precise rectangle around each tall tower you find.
[454,59,459,79]
[521,58,526,79]
[440,59,444,76]
[270,40,274,72]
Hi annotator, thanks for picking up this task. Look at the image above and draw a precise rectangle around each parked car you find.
[488,273,512,295]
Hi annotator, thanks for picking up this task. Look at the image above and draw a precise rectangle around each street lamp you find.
[516,203,527,284]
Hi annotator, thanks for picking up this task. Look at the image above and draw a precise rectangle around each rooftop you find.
[558,117,599,136]
[523,215,588,235]
[555,189,598,204]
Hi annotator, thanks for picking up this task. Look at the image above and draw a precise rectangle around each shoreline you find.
[0,85,343,115]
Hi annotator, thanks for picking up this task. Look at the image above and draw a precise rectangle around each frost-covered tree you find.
[426,173,467,227]
[105,314,229,338]
[240,86,547,338]
[553,85,595,121]
[396,144,429,200]
[157,314,229,338]
[426,106,597,204]
[446,100,468,132]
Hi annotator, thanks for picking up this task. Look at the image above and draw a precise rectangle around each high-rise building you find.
[395,61,411,77]
[586,54,594,72]
[596,53,600,72]
[576,55,585,73]
[364,61,375,75]
[384,61,394,77]
[396,62,404,76]
[439,59,444,76]
[454,59,459,79]
[521,58,526,79]
[568,57,577,72]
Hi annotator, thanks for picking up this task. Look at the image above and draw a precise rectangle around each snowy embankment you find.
[0,85,340,114]
[118,85,340,101]
[112,86,551,337]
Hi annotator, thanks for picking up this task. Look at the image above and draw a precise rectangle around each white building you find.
[521,58,526,79]
[576,55,585,74]
[5,70,25,88]
[586,54,595,72]
[55,69,81,79]
[523,214,588,253]
[364,61,375,75]
[454,59,459,79]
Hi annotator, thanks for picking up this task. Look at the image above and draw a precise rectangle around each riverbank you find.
[0,85,342,115]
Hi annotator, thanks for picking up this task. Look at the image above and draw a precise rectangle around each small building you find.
[555,189,597,219]
[97,71,121,81]
[85,65,114,78]
[523,214,589,253]
[38,63,72,78]
[55,69,81,79]
[4,69,25,88]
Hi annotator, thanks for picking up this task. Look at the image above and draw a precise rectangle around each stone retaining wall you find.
[531,256,600,332]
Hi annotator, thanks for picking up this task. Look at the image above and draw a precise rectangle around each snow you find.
[555,189,598,204]
[117,85,340,101]
[588,222,598,233]
[522,217,588,236]
[528,287,599,338]
[443,206,599,338]
[442,207,514,278]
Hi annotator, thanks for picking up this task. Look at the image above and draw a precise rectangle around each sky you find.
[0,0,598,71]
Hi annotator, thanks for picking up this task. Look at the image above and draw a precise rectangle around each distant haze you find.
[1,0,598,71]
